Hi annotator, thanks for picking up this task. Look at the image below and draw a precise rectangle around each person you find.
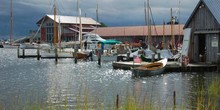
[84,40,87,50]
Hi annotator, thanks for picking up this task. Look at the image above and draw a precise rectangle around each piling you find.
[158,53,161,60]
[151,53,155,62]
[173,91,176,109]
[37,47,40,60]
[22,49,25,58]
[17,47,19,58]
[98,50,101,66]
[74,48,78,64]
[55,47,58,62]
[127,52,130,61]
[116,94,119,110]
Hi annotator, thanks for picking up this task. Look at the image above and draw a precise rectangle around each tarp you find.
[99,40,121,45]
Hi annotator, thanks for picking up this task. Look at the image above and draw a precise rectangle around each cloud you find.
[0,0,200,38]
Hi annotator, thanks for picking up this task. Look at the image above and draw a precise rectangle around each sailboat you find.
[2,0,19,48]
[132,0,167,77]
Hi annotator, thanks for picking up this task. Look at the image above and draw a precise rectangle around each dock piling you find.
[116,94,119,110]
[173,91,176,109]
[98,50,101,66]
[151,53,155,62]
[17,47,20,58]
[37,47,40,60]
[55,47,58,62]
[74,48,77,64]
[22,49,25,58]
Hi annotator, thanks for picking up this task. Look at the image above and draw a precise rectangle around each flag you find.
[133,55,142,63]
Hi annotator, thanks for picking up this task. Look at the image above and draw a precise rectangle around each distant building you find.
[184,0,220,63]
[92,24,184,49]
[36,14,100,43]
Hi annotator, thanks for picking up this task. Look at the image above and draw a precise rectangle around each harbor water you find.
[0,48,219,109]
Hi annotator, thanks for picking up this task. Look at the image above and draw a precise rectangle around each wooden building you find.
[92,24,184,49]
[37,15,100,43]
[184,0,220,63]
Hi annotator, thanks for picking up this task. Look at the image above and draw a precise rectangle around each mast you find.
[171,8,175,53]
[79,8,82,50]
[147,0,151,49]
[178,0,181,43]
[95,3,99,34]
[144,1,147,43]
[10,0,13,45]
[163,21,165,49]
[53,0,58,46]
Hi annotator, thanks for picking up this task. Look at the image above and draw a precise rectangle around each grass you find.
[0,77,219,110]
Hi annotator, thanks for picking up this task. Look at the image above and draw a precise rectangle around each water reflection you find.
[0,49,219,109]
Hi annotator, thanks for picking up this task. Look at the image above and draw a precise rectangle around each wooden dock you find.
[112,61,218,72]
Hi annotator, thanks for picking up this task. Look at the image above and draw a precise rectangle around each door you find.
[198,34,206,62]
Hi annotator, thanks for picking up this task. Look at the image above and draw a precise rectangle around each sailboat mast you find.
[10,0,13,45]
[163,21,165,49]
[178,0,181,43]
[95,3,99,34]
[147,0,151,49]
[171,8,175,53]
[53,0,58,45]
[79,8,83,50]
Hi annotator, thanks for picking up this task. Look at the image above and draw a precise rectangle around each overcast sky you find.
[0,0,199,39]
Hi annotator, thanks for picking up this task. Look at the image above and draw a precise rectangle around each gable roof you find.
[184,0,220,28]
[37,14,100,25]
[92,25,184,37]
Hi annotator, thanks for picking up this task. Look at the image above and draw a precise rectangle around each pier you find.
[112,61,218,72]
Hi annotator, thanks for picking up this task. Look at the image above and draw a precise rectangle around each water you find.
[0,48,219,109]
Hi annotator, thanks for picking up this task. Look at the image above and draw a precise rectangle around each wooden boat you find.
[75,52,88,59]
[132,58,167,77]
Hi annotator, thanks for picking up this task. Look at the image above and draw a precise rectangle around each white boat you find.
[19,43,38,49]
[132,58,167,77]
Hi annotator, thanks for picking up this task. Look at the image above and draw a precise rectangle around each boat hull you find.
[132,58,167,77]
[132,66,165,77]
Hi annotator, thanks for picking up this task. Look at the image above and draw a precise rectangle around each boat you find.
[132,58,167,77]
[19,43,38,49]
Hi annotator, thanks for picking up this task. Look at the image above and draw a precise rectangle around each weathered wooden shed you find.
[184,0,220,63]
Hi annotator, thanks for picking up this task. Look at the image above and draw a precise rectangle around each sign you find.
[212,37,218,47]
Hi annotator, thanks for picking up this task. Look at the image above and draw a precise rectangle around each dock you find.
[112,61,218,72]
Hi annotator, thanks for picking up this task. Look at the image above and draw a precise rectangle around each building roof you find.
[184,0,220,28]
[203,0,220,23]
[92,24,184,37]
[37,14,100,25]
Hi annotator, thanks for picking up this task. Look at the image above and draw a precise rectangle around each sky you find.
[0,0,199,39]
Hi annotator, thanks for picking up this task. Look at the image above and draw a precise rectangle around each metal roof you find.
[184,0,220,28]
[91,25,184,37]
[38,14,100,25]
[203,0,220,24]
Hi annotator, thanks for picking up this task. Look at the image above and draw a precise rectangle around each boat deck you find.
[112,61,218,72]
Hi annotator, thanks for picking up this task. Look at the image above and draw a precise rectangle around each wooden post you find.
[151,53,155,62]
[37,47,40,60]
[74,48,77,64]
[158,53,161,60]
[116,94,119,110]
[17,47,19,58]
[173,91,176,110]
[22,49,25,58]
[126,52,130,61]
[55,47,58,62]
[98,50,101,66]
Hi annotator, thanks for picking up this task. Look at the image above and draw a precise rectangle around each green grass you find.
[0,77,220,110]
